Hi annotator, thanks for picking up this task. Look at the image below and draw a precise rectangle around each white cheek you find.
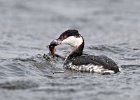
[62,36,83,47]
[74,37,83,47]
[62,36,74,44]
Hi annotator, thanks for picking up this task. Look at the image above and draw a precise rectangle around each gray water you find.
[0,0,140,100]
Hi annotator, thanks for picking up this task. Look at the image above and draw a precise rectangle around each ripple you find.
[88,45,125,54]
[0,78,39,90]
[97,91,120,95]
[32,86,77,93]
[121,65,140,69]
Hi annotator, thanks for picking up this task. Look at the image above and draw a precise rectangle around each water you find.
[0,0,140,100]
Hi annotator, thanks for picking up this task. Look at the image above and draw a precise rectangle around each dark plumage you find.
[65,55,119,73]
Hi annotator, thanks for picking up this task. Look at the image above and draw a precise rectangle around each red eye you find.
[63,35,67,39]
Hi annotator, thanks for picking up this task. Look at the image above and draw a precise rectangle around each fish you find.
[48,44,56,57]
[48,40,59,57]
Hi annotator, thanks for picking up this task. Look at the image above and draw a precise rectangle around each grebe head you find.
[51,30,84,49]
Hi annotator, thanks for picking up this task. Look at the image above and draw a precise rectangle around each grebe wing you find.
[71,55,119,73]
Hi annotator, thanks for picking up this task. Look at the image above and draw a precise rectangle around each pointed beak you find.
[50,39,62,46]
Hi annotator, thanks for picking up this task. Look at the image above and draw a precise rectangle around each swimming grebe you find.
[50,30,120,74]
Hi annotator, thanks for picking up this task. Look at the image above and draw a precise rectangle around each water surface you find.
[0,0,140,100]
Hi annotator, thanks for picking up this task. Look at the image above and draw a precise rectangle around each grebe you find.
[49,30,120,74]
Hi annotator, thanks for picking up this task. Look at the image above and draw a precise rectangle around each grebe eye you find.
[63,35,67,39]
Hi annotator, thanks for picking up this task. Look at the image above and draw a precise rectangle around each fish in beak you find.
[48,39,62,57]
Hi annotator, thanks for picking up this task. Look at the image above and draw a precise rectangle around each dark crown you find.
[60,29,80,37]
